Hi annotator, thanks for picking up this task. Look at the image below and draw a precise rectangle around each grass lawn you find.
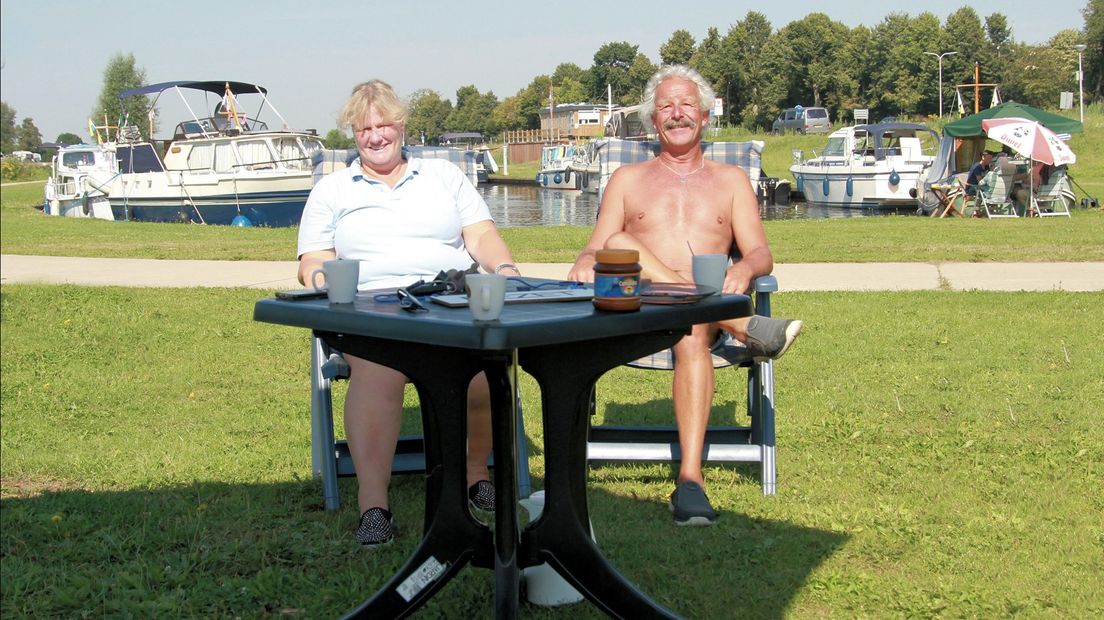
[2,285,1102,618]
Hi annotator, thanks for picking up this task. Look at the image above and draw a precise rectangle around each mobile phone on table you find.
[276,288,328,300]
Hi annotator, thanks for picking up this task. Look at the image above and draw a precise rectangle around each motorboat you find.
[95,80,324,226]
[790,122,939,209]
[43,143,118,219]
[567,140,601,193]
[536,144,579,190]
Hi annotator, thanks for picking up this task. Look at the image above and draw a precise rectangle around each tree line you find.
[402,5,1101,143]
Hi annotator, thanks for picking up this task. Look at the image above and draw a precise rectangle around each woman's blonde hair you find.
[338,80,407,130]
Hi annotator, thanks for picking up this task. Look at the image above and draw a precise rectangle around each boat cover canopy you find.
[852,122,937,136]
[119,81,267,100]
[439,132,483,141]
[942,101,1082,137]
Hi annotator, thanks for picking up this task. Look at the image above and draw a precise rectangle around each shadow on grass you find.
[2,472,846,619]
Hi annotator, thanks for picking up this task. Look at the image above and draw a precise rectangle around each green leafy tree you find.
[1083,0,1103,101]
[16,117,42,152]
[445,85,499,135]
[868,13,939,117]
[551,64,590,103]
[56,132,83,145]
[659,30,696,65]
[94,53,155,139]
[624,54,657,106]
[322,128,353,149]
[719,12,774,127]
[512,75,552,128]
[943,7,989,95]
[689,27,724,90]
[1,101,16,153]
[491,96,526,131]
[407,89,453,143]
[1002,31,1084,108]
[984,13,1014,88]
[778,13,851,109]
[588,41,639,103]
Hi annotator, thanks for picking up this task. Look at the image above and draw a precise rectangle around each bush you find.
[0,158,49,182]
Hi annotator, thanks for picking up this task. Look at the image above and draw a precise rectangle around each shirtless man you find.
[568,65,802,526]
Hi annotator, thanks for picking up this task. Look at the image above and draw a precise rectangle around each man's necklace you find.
[658,158,705,184]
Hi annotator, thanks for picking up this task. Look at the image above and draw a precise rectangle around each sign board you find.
[713,97,724,117]
[1059,91,1074,109]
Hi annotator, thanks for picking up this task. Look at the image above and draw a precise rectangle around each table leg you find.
[482,351,521,618]
[520,331,687,619]
[320,333,494,619]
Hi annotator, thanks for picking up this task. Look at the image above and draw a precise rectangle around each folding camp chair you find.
[309,335,532,511]
[977,170,1019,218]
[1030,170,1074,217]
[584,138,783,495]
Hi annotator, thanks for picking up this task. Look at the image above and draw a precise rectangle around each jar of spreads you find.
[592,249,642,311]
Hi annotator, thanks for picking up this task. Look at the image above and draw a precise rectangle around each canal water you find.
[478,184,915,228]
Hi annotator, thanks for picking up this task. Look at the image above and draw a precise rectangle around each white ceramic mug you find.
[691,253,728,294]
[466,273,507,321]
[310,259,360,304]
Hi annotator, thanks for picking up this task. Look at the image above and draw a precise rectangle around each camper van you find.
[771,106,831,135]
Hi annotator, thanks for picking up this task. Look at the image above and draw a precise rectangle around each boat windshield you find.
[821,136,848,157]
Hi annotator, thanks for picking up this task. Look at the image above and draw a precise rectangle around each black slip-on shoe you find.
[468,480,495,513]
[356,507,395,547]
[669,481,718,526]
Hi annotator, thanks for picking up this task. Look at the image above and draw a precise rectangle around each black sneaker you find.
[468,480,495,513]
[743,316,804,361]
[356,507,395,547]
[669,481,718,526]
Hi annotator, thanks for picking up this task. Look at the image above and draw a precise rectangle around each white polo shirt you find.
[298,157,492,290]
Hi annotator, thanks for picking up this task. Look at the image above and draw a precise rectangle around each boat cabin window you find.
[236,139,278,170]
[822,136,847,157]
[62,151,97,168]
[186,144,216,172]
[272,137,313,171]
[214,142,236,172]
[116,144,164,173]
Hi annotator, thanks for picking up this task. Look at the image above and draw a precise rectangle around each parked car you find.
[771,106,831,135]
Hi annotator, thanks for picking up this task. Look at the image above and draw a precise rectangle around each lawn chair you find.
[585,138,783,495]
[1030,169,1074,217]
[977,169,1018,218]
[309,336,532,511]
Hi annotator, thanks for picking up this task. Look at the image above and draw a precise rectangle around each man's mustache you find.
[663,118,696,130]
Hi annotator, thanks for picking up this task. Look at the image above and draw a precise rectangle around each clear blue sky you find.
[1,0,1087,142]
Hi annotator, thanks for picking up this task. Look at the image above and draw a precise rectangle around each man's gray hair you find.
[639,65,715,132]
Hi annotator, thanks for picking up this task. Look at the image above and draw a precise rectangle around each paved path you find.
[3,255,1102,291]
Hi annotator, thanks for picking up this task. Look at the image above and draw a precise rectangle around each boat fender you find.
[795,174,803,194]
[846,177,854,197]
[554,173,563,185]
[888,170,900,187]
[822,177,830,196]
[231,214,254,227]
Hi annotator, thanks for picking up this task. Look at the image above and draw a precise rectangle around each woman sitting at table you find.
[296,79,520,547]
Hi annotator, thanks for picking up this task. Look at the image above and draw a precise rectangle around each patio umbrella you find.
[982,117,1077,212]
[981,117,1077,166]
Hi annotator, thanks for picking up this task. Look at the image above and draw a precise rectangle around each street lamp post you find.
[1073,44,1087,124]
[924,51,959,118]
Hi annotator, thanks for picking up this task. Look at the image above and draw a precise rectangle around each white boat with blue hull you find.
[44,143,118,220]
[790,122,939,209]
[536,144,580,190]
[96,80,324,226]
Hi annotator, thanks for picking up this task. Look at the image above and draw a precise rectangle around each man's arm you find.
[567,167,631,282]
[725,167,773,294]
